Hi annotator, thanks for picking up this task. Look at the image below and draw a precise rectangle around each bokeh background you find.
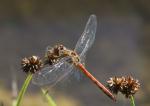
[0,0,149,106]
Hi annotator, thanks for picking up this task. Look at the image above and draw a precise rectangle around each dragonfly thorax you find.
[45,44,80,65]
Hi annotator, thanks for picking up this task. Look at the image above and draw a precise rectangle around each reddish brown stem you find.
[77,63,116,101]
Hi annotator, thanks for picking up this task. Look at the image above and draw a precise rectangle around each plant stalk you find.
[41,89,57,106]
[15,73,33,106]
[130,95,135,106]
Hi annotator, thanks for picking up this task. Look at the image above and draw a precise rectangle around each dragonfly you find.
[32,15,116,101]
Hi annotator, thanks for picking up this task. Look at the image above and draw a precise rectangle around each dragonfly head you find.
[67,51,80,65]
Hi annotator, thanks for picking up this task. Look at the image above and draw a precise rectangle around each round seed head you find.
[55,44,67,56]
[21,55,43,74]
[45,44,67,65]
[121,76,140,98]
[107,76,140,98]
[107,77,125,94]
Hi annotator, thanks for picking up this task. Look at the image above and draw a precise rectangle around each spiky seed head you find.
[45,44,80,66]
[45,44,67,65]
[121,76,140,98]
[107,77,125,94]
[54,44,67,56]
[21,55,43,74]
[107,76,140,98]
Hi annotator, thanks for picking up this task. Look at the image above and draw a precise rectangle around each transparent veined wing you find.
[72,15,97,80]
[32,57,74,86]
[74,15,97,59]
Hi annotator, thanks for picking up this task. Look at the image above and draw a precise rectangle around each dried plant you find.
[120,76,140,98]
[15,55,56,106]
[107,76,140,106]
[21,56,43,74]
[107,76,140,98]
[107,77,125,94]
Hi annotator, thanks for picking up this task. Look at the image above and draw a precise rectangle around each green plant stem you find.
[130,95,135,106]
[15,73,33,106]
[41,89,57,106]
[12,99,17,106]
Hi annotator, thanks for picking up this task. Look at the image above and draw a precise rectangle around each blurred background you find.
[0,0,149,106]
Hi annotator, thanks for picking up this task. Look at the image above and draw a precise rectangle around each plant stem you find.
[41,89,57,106]
[12,99,17,106]
[130,95,135,106]
[15,73,33,106]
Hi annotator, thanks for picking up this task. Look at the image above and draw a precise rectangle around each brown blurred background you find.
[0,0,149,106]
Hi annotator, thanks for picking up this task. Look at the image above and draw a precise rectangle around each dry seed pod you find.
[107,76,140,98]
[44,44,80,65]
[121,76,140,98]
[45,44,67,65]
[107,76,125,94]
[21,56,43,74]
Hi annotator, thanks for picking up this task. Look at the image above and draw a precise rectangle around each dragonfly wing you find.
[32,57,73,86]
[72,55,86,80]
[74,14,97,59]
